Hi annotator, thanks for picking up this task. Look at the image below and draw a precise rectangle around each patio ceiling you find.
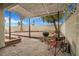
[8,3,66,18]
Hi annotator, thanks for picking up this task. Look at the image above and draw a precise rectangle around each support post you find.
[20,20,23,32]
[29,17,31,38]
[58,11,60,38]
[54,11,60,56]
[9,11,11,40]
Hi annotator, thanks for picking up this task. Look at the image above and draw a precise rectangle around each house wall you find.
[76,4,79,56]
[61,4,79,55]
[0,9,5,48]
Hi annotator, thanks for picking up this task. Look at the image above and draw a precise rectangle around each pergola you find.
[6,3,67,39]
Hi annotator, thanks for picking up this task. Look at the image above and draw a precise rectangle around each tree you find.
[20,19,23,32]
[17,20,23,32]
[42,12,64,33]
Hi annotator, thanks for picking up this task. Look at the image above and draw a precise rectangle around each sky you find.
[4,9,65,27]
[4,9,49,27]
[4,3,76,27]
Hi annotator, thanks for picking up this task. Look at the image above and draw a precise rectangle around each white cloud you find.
[5,17,19,24]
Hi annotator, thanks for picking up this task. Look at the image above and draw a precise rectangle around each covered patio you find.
[0,3,78,56]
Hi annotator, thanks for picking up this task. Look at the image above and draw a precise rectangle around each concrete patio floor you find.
[0,32,71,56]
[0,36,71,56]
[0,37,53,56]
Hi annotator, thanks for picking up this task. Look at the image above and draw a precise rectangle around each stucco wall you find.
[0,10,5,48]
[76,4,79,56]
[61,6,78,55]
